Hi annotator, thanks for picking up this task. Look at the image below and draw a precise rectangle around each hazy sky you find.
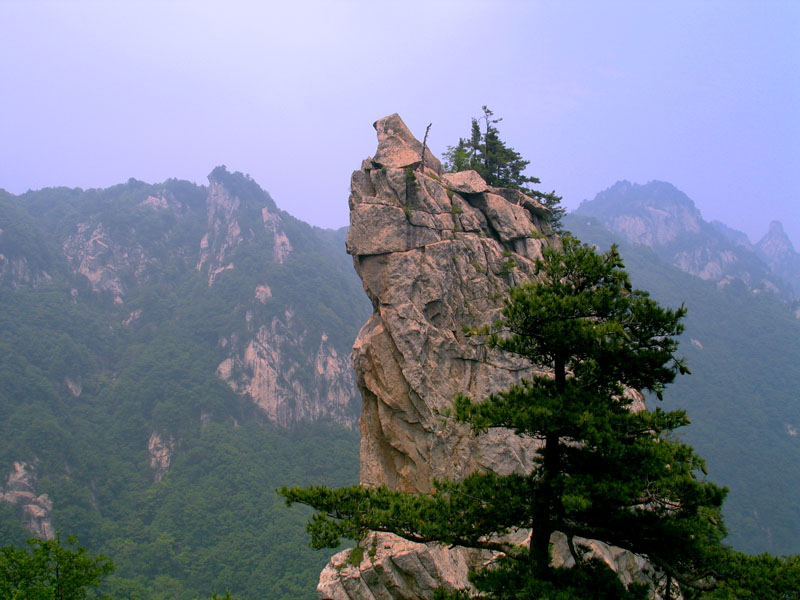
[2,1,798,246]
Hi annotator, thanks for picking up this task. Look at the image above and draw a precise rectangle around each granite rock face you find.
[318,115,664,599]
[318,531,660,600]
[347,114,551,494]
[318,532,480,600]
[319,114,550,599]
[1,461,54,540]
[148,432,175,483]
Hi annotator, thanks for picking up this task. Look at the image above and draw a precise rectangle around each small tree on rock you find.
[443,106,566,231]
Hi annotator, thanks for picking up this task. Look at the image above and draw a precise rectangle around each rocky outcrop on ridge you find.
[318,115,657,599]
[1,461,54,540]
[319,531,660,600]
[348,114,550,494]
[575,181,794,299]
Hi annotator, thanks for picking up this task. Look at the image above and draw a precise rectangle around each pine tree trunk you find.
[530,430,560,578]
[528,355,566,578]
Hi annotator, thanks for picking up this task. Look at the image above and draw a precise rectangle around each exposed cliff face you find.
[197,180,242,285]
[575,181,793,299]
[321,115,656,599]
[41,169,364,429]
[1,461,54,540]
[216,311,357,428]
[63,222,138,302]
[148,432,175,483]
[348,114,550,493]
[756,221,800,296]
[0,254,51,288]
[61,190,199,303]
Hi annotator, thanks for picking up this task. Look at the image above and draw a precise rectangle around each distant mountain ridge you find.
[0,168,367,598]
[564,211,800,556]
[2,167,369,429]
[575,180,798,300]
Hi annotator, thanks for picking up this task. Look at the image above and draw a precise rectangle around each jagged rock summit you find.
[317,116,655,599]
[758,221,794,259]
[347,113,551,494]
[326,112,550,598]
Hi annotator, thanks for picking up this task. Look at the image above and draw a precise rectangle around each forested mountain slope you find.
[566,213,800,555]
[0,170,368,598]
[575,180,796,299]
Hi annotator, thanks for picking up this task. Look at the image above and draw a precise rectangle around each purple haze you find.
[1,1,798,246]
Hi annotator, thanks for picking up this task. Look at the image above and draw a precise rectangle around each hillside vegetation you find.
[566,214,800,554]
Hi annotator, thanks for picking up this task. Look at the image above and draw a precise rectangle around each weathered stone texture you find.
[319,115,662,598]
[1,461,54,540]
[315,115,550,598]
[347,115,550,494]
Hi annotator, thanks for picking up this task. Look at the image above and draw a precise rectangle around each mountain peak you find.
[575,180,703,247]
[757,220,795,259]
[206,165,278,214]
[573,181,795,298]
[577,180,701,222]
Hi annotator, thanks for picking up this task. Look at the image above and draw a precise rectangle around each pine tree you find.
[280,237,792,598]
[0,534,114,599]
[443,107,566,231]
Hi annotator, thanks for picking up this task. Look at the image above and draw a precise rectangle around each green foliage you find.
[685,550,800,599]
[499,250,516,275]
[467,554,650,600]
[202,593,235,600]
[0,172,366,599]
[566,214,800,556]
[282,236,734,597]
[442,106,565,230]
[345,546,363,567]
[96,422,358,600]
[0,534,114,599]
